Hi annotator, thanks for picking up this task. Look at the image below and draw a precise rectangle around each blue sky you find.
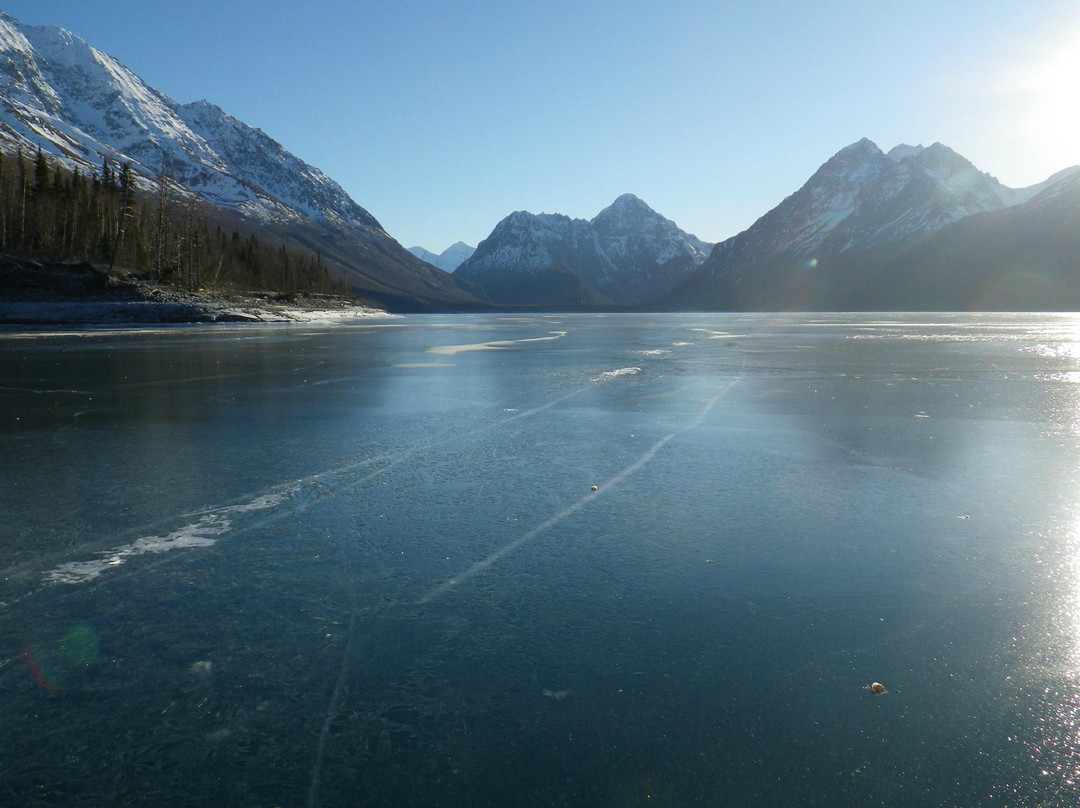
[4,1,1080,251]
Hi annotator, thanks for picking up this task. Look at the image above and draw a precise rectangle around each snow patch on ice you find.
[45,490,292,585]
[592,367,641,382]
[428,330,567,356]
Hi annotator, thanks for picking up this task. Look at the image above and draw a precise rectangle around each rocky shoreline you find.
[0,257,390,325]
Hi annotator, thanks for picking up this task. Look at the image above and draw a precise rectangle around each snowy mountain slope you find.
[669,138,1080,310]
[407,241,475,272]
[0,13,329,223]
[0,11,477,310]
[455,194,713,306]
[586,193,712,301]
[731,139,1009,259]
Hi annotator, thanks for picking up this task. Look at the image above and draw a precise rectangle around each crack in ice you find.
[419,382,736,604]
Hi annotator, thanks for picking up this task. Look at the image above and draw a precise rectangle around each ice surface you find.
[5,313,1080,807]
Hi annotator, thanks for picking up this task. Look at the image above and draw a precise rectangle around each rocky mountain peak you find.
[809,138,892,187]
[457,195,713,306]
[837,136,882,157]
[600,192,652,215]
[887,143,925,162]
[591,193,662,230]
[911,141,977,179]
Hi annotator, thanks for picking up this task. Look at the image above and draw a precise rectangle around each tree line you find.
[0,147,349,296]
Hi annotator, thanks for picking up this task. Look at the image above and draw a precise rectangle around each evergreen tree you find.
[110,162,136,271]
[0,146,350,297]
[100,157,116,193]
[33,147,50,195]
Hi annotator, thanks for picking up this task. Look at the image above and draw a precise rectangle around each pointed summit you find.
[811,138,889,184]
[606,193,653,212]
[591,193,664,230]
[837,137,882,156]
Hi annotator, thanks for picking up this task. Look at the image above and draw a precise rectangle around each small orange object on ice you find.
[870,682,887,694]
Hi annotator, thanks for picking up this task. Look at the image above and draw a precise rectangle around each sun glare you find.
[1005,27,1080,175]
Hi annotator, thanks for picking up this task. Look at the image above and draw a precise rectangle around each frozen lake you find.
[3,312,1080,806]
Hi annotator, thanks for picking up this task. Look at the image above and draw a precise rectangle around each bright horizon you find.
[3,0,1079,252]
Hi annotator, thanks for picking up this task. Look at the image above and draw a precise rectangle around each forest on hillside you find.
[0,147,349,296]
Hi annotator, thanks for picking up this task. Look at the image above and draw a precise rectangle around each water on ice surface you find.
[4,312,1080,806]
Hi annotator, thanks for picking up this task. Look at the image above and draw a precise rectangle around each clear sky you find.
[4,1,1080,252]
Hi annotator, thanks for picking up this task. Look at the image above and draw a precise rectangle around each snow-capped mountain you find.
[669,138,1080,310]
[587,194,712,302]
[0,11,477,310]
[455,210,607,305]
[407,242,475,273]
[455,194,712,306]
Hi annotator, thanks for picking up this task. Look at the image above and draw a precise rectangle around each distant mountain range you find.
[448,142,1080,310]
[0,11,478,310]
[455,194,712,306]
[1,10,1078,311]
[407,242,475,273]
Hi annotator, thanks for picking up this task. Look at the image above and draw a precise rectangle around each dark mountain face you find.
[586,193,713,303]
[455,195,712,306]
[848,171,1080,310]
[0,11,479,311]
[667,139,1076,311]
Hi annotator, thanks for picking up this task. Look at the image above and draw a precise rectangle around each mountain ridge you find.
[455,194,713,306]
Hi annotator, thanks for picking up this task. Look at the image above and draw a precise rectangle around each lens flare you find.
[24,623,100,694]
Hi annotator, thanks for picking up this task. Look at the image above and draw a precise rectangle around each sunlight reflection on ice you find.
[1026,343,1080,359]
[1021,388,1080,796]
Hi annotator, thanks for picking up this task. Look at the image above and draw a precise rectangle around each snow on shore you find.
[0,289,392,326]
